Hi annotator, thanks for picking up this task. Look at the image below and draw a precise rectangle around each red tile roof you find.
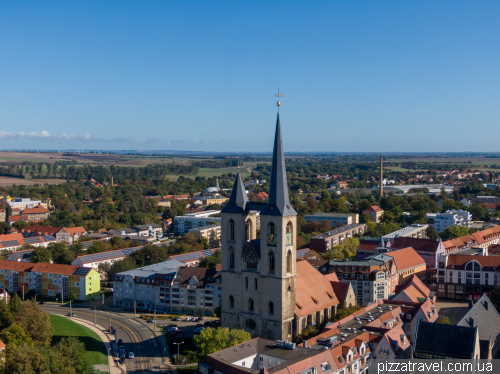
[295,261,339,318]
[62,227,87,235]
[386,247,425,272]
[363,206,383,213]
[22,204,50,214]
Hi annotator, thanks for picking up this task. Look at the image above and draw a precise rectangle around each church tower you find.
[221,111,297,341]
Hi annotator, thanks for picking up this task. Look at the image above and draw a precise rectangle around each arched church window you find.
[286,222,293,246]
[245,220,252,241]
[245,277,248,289]
[269,251,275,274]
[229,247,235,269]
[287,250,292,273]
[269,301,274,315]
[254,278,257,290]
[229,219,235,241]
[249,298,254,312]
[229,296,234,308]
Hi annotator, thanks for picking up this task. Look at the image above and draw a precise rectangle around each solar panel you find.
[1,240,20,247]
[24,237,42,244]
[122,248,132,256]
[201,249,214,257]
[43,235,55,241]
[73,267,91,276]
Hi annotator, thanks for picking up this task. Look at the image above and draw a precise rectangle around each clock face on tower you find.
[267,233,277,246]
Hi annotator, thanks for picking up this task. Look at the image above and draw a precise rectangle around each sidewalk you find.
[67,316,125,374]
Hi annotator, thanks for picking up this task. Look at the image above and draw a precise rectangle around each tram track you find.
[43,305,151,373]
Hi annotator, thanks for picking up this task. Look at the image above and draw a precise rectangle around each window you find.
[229,220,235,241]
[269,251,275,274]
[287,250,292,274]
[286,222,293,246]
[229,296,234,308]
[269,301,274,315]
[245,277,248,289]
[288,322,292,336]
[249,299,254,311]
[268,222,275,235]
[254,278,258,290]
[245,220,252,241]
[229,247,235,269]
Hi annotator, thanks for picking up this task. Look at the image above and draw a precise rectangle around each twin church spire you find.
[222,112,296,217]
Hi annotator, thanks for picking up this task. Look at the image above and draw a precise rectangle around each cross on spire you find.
[274,85,283,112]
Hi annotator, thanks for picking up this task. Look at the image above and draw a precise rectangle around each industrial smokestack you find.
[380,156,383,198]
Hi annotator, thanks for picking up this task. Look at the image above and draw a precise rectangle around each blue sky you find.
[1,1,499,152]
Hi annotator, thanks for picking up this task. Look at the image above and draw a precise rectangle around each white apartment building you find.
[426,209,472,233]
[174,211,221,235]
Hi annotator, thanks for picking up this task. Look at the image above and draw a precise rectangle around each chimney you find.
[380,156,383,198]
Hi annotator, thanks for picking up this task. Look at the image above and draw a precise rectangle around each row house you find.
[19,225,87,244]
[437,254,500,301]
[0,232,56,251]
[309,224,366,253]
[0,260,100,301]
[443,225,500,254]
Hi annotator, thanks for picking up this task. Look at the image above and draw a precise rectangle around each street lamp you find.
[108,347,111,372]
[173,341,184,364]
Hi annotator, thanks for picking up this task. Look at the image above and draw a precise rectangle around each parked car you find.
[40,301,46,305]
[149,319,156,323]
[196,324,204,328]
[184,317,191,322]
[196,317,203,322]
[119,357,126,365]
[170,329,184,337]
[204,321,212,327]
[67,312,76,317]
[117,339,123,345]
[173,317,181,321]
[128,352,134,359]
[166,325,178,332]
[194,327,205,334]
[112,329,117,335]
[119,345,126,353]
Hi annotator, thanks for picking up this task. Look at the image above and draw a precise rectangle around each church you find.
[221,110,341,340]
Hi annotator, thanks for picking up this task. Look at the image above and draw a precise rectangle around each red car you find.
[170,329,184,337]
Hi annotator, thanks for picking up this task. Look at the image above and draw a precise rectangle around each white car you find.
[185,317,191,321]
[128,352,134,359]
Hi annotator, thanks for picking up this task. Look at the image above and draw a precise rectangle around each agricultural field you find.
[386,157,500,166]
[0,176,65,187]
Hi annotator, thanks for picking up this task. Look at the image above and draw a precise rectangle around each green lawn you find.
[49,314,108,365]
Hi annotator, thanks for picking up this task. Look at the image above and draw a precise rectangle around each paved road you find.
[42,303,167,373]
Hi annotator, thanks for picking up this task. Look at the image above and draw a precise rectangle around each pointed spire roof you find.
[261,113,297,217]
[221,171,248,214]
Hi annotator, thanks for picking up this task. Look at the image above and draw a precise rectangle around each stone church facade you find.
[221,113,298,341]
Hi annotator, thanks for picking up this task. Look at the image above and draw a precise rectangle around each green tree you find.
[2,323,34,347]
[193,327,251,360]
[489,287,500,313]
[439,225,470,241]
[330,304,361,322]
[31,246,52,263]
[199,249,221,268]
[293,326,319,344]
[9,293,22,314]
[426,226,438,240]
[53,336,93,374]
[15,300,53,347]
[437,316,451,325]
[0,301,15,329]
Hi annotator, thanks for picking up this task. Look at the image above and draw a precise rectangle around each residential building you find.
[168,249,218,267]
[335,181,348,189]
[133,223,163,238]
[309,224,366,253]
[71,246,144,269]
[363,206,384,223]
[19,225,87,244]
[330,256,394,305]
[0,233,56,251]
[112,261,221,314]
[457,294,500,358]
[188,224,221,248]
[392,274,436,304]
[57,227,88,244]
[0,209,5,223]
[304,212,359,226]
[202,196,229,206]
[174,211,222,235]
[442,225,500,253]
[20,205,51,222]
[157,199,172,207]
[7,250,34,262]
[385,247,426,287]
[382,224,428,240]
[413,321,480,359]
[0,260,100,301]
[426,209,472,233]
[437,254,500,301]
